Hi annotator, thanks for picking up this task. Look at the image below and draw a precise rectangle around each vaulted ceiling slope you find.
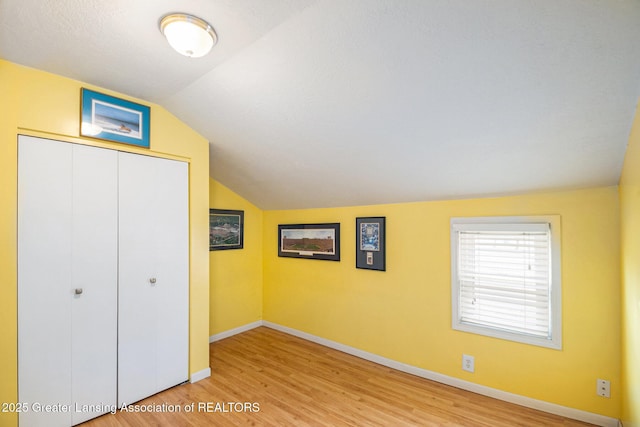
[2,0,640,209]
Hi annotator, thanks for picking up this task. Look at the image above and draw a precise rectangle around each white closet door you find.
[70,144,118,425]
[153,156,189,392]
[18,136,118,426]
[118,152,189,405]
[18,137,73,427]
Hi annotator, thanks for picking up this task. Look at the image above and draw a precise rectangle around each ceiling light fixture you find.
[159,13,217,58]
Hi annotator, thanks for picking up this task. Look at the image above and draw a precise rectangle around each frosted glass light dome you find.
[160,13,217,58]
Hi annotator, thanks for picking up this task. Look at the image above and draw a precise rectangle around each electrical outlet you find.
[462,354,475,373]
[597,379,610,398]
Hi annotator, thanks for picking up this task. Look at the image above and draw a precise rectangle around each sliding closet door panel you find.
[118,152,189,405]
[118,152,159,405]
[154,159,189,392]
[18,136,73,427]
[70,144,118,425]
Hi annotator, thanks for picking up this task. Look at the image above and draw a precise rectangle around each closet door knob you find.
[74,288,83,295]
[149,278,157,284]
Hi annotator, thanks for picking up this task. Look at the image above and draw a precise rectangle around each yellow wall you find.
[620,101,640,427]
[0,60,210,426]
[1,57,628,423]
[209,179,263,335]
[263,187,621,417]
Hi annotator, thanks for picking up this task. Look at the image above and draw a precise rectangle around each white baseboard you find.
[190,367,211,383]
[262,321,619,427]
[209,320,264,343]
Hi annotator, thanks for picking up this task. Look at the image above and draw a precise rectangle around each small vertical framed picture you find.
[356,217,386,271]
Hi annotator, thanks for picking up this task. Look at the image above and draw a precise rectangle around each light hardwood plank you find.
[82,327,596,426]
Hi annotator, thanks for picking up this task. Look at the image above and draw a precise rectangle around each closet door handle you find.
[74,288,83,295]
[149,278,157,284]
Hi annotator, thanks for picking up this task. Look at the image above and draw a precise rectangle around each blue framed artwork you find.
[80,88,150,148]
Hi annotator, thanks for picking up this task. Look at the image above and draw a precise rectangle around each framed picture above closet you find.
[80,88,150,148]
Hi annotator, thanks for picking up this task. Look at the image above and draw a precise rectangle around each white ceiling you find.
[2,0,640,209]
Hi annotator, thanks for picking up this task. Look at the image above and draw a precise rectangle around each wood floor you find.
[83,326,596,426]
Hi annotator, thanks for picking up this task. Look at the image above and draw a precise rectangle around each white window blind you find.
[451,217,561,349]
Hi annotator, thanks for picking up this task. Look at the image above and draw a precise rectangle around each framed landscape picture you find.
[80,88,150,148]
[278,223,340,261]
[210,209,244,251]
[356,217,386,271]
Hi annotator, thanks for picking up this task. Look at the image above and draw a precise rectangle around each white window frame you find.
[450,216,562,350]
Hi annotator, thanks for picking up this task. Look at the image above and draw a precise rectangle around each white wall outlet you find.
[462,354,475,373]
[597,379,610,398]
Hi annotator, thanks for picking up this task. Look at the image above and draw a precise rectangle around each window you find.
[450,216,561,349]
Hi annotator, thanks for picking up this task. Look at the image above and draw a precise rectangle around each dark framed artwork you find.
[210,209,244,250]
[80,88,150,148]
[356,217,386,271]
[278,223,340,261]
